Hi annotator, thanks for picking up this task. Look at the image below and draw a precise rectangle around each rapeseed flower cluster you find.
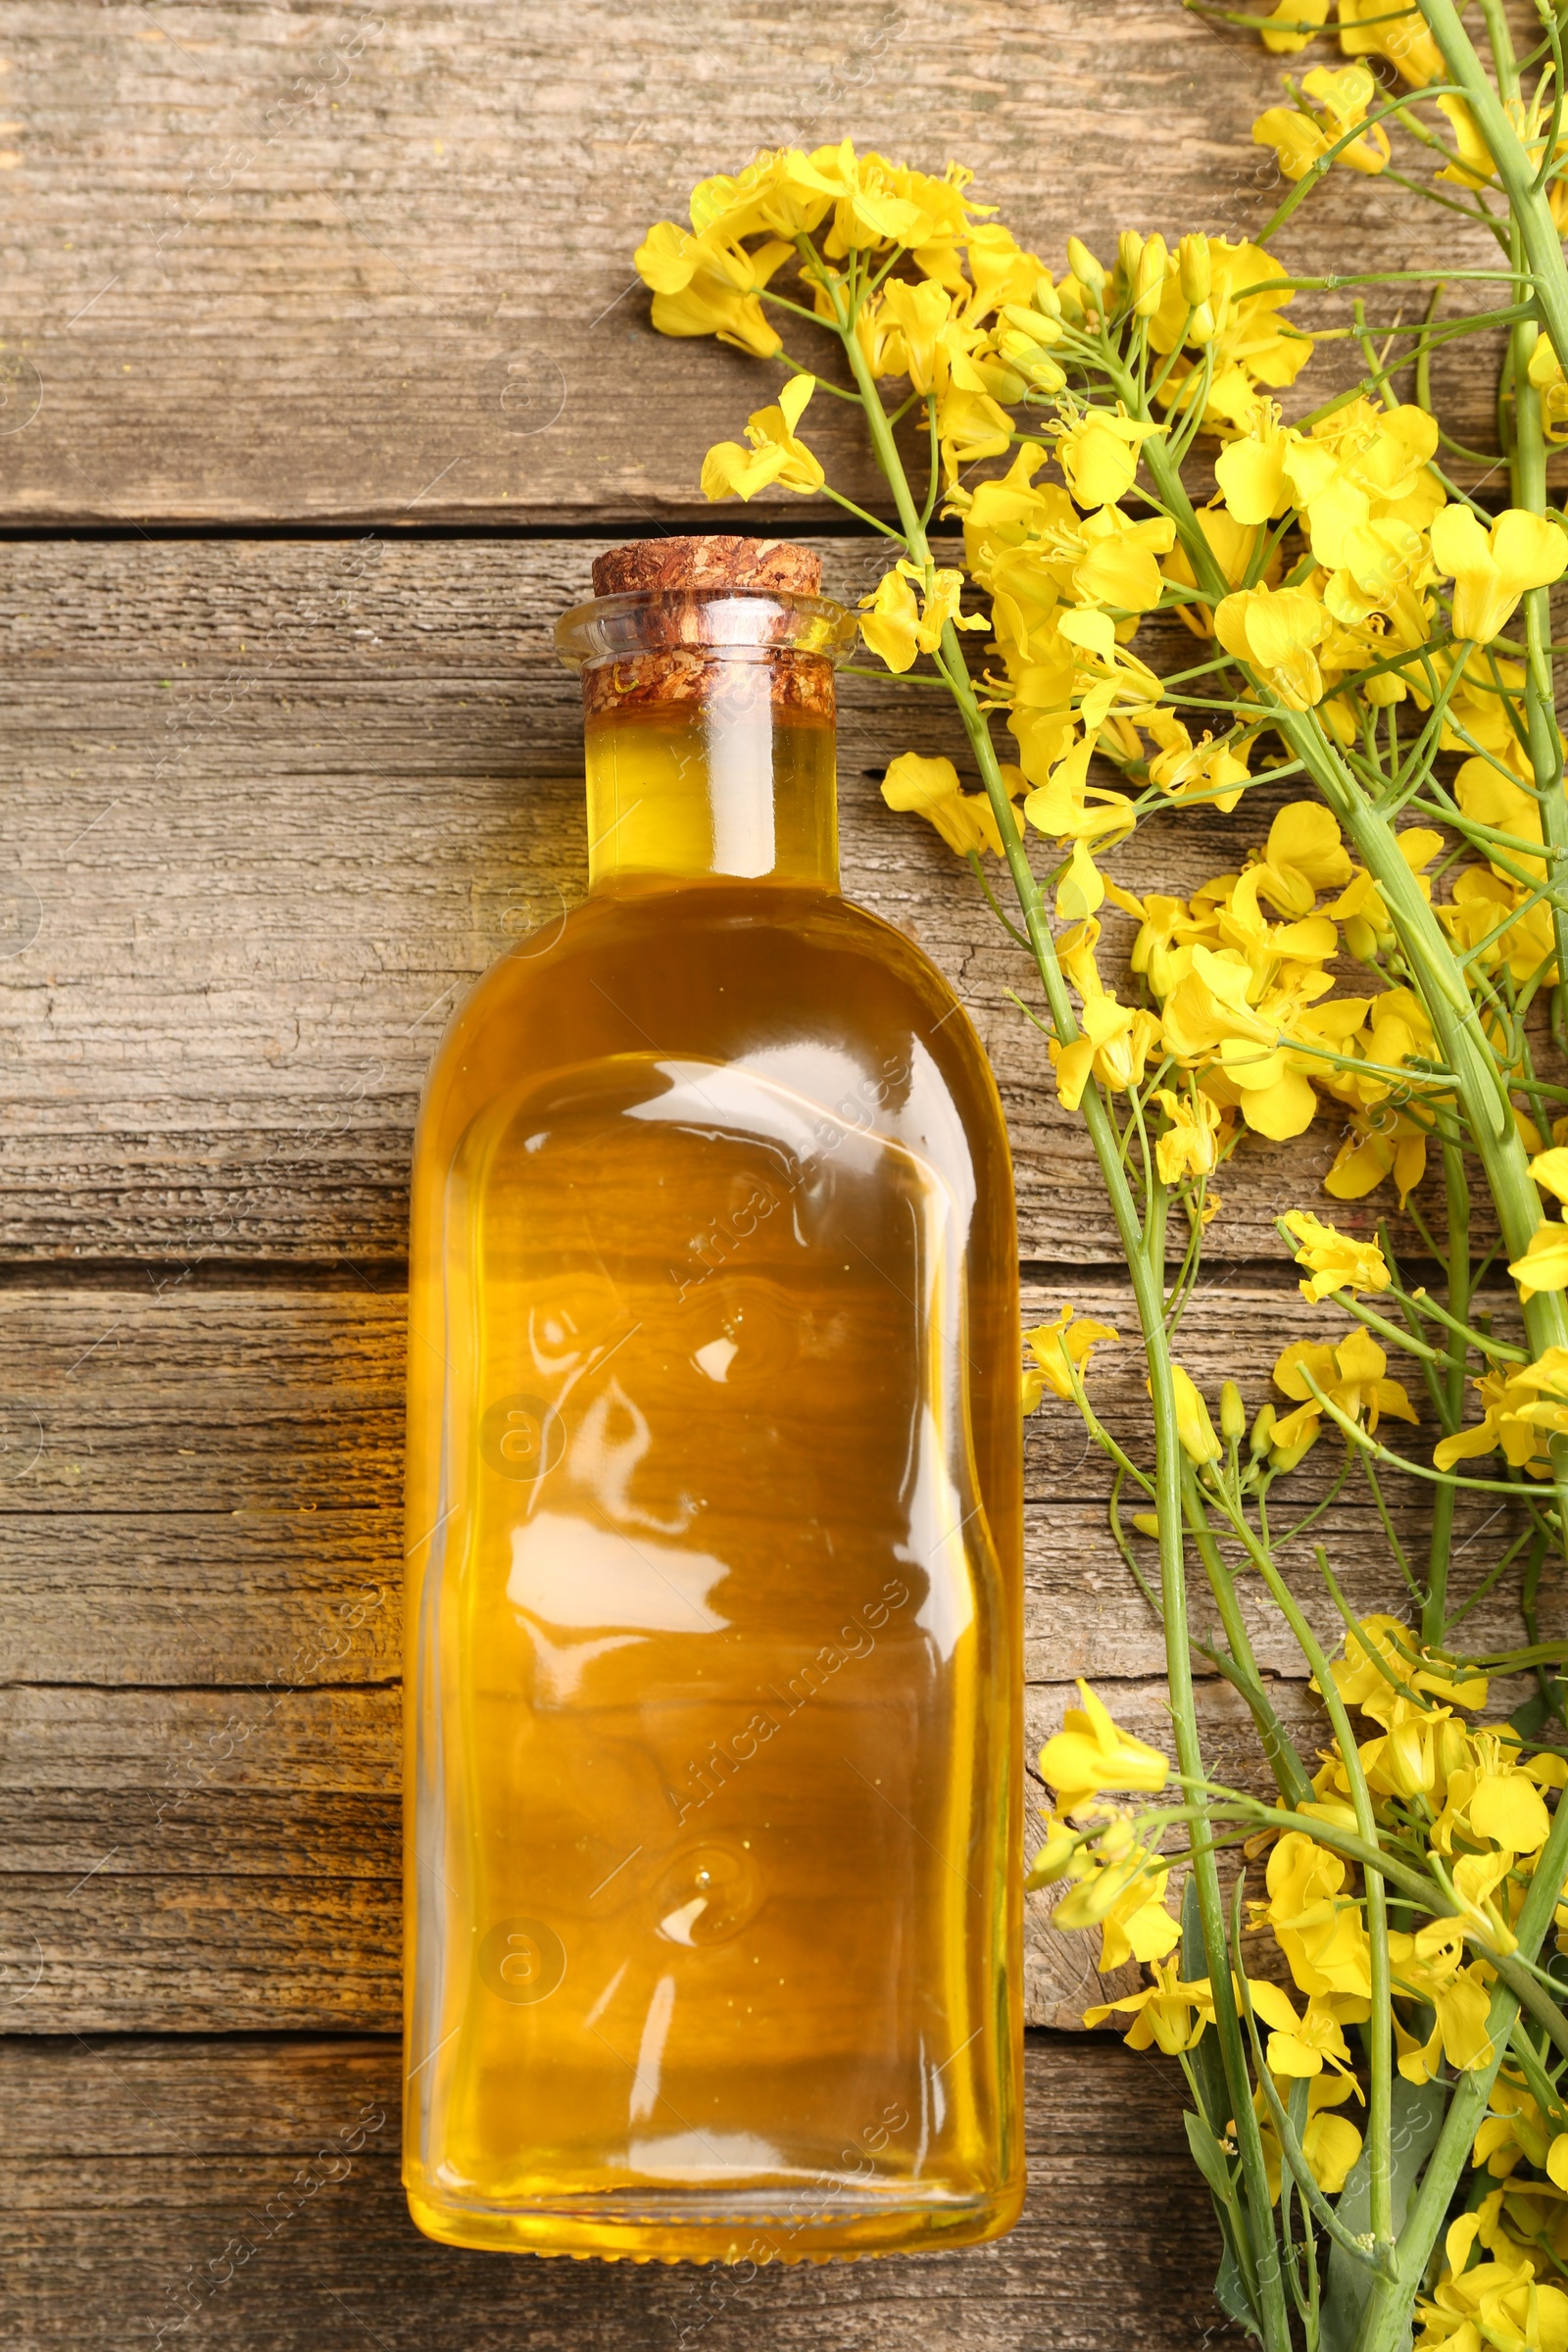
[640,74,1568,2348]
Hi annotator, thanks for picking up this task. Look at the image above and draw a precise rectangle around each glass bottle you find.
[403,535,1024,2264]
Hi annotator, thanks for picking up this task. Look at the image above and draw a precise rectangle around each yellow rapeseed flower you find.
[880,751,1004,858]
[1338,0,1445,86]
[1147,236,1313,430]
[1531,1148,1568,1204]
[1215,582,1330,710]
[1053,1842,1182,1971]
[701,373,824,502]
[1418,2217,1568,2349]
[1254,63,1390,184]
[1248,1978,1363,2088]
[1430,504,1568,645]
[1513,1232,1568,1307]
[1434,96,1568,229]
[859,561,985,673]
[1084,1960,1217,2053]
[1508,1221,1568,1302]
[1282,1207,1391,1302]
[1271,1328,1418,1453]
[1141,710,1252,811]
[1039,1679,1170,1815]
[1049,984,1161,1110]
[1284,400,1443,571]
[1256,1832,1373,2001]
[1433,1350,1568,1479]
[634,220,792,356]
[1022,1305,1120,1411]
[1054,407,1165,510]
[1389,1923,1495,2082]
[1331,1613,1489,1717]
[1160,944,1320,1140]
[1528,327,1568,445]
[1153,1088,1224,1186]
[683,147,839,244]
[1325,1105,1430,1208]
[1213,399,1296,526]
[877,275,957,392]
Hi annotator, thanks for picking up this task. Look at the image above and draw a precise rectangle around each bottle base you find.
[404,2177,1025,2264]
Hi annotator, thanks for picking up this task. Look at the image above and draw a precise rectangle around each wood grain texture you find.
[3,7,1537,2338]
[0,535,1476,1267]
[0,1677,1321,2035]
[0,1280,1553,2034]
[0,0,1534,526]
[0,2033,1234,2350]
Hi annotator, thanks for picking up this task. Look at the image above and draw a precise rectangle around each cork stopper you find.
[591,535,822,599]
[566,535,843,726]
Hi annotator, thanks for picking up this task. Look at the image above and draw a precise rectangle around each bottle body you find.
[402,560,1023,2262]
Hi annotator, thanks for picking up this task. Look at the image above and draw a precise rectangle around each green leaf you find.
[1182,1873,1232,2137]
[1185,2106,1239,2206]
[1215,2237,1262,2342]
[1179,1880,1269,2341]
[1510,1690,1552,1740]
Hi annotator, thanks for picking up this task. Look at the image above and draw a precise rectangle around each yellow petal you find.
[1260,0,1329,50]
[1248,1979,1302,2034]
[1529,1147,1568,1204]
[1215,432,1290,526]
[1509,1224,1568,1300]
[1302,2111,1363,2194]
[880,751,961,814]
[776,372,816,434]
[1470,1769,1550,1853]
[700,439,785,502]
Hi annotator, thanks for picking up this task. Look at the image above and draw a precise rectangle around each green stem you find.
[1180,1462,1314,1808]
[1206,1487,1396,2259]
[1418,0,1568,376]
[1353,1788,1568,2352]
[1509,261,1568,1045]
[1426,1142,1473,1641]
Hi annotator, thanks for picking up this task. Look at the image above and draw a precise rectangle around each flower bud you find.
[1024,1821,1080,1890]
[1220,1381,1247,1445]
[1171,1363,1222,1467]
[1001,302,1062,346]
[1054,1856,1139,1930]
[1117,228,1145,285]
[1134,233,1168,319]
[1249,1402,1276,1459]
[1188,300,1216,347]
[1066,235,1105,298]
[1098,1816,1136,1862]
[1031,278,1063,319]
[1132,1512,1160,1539]
[1178,233,1211,307]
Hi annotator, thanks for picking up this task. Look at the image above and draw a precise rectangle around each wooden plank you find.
[0,1677,1313,2034]
[0,2034,1232,2351]
[0,1,1524,525]
[0,537,1481,1266]
[1,1280,1547,1674]
[0,1279,1552,2032]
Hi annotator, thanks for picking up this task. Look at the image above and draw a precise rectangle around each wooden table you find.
[2,5,1541,2343]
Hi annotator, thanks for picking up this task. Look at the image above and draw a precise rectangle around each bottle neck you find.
[558,586,854,896]
[584,670,839,893]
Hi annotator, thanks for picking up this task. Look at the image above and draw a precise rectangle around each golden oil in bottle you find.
[403,538,1024,2263]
